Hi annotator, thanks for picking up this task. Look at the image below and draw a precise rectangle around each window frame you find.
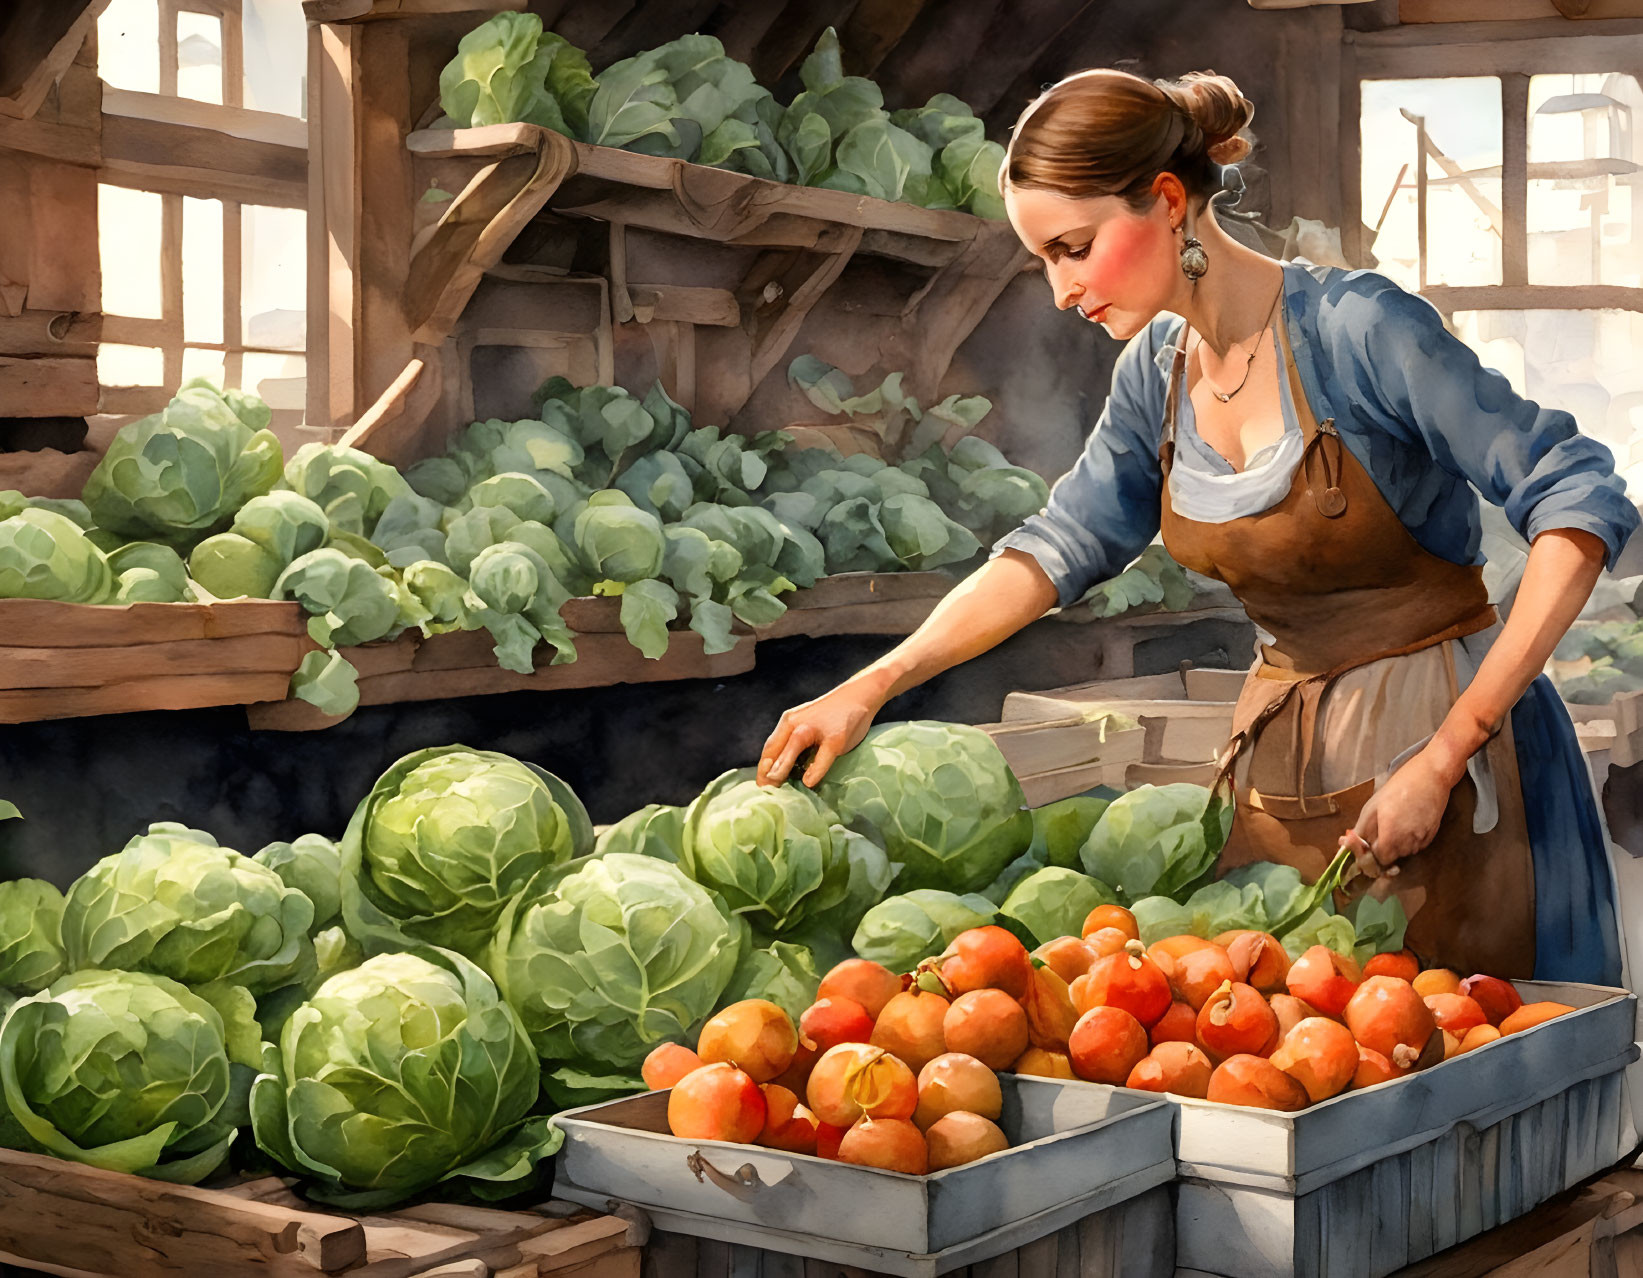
[1345,19,1643,315]
[95,0,307,432]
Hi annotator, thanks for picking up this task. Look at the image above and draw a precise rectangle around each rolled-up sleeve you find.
[1331,276,1639,570]
[992,322,1169,606]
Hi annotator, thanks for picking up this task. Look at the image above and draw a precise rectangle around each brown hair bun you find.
[1005,67,1254,207]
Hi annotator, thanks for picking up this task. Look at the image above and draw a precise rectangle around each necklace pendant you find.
[1214,390,1232,403]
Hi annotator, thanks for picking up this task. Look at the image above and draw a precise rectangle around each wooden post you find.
[1501,72,1530,287]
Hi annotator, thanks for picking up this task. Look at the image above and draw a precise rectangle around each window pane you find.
[182,347,226,387]
[98,0,159,95]
[99,185,163,320]
[176,11,224,106]
[183,197,224,344]
[242,205,307,350]
[1361,78,1503,290]
[1528,74,1643,287]
[98,344,165,386]
[243,0,308,119]
[1450,308,1643,497]
[242,352,306,411]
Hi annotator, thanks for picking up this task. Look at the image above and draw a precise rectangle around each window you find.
[1356,50,1643,498]
[94,0,308,444]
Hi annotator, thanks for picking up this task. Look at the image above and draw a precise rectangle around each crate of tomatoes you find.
[1027,904,1638,1278]
[551,947,1178,1278]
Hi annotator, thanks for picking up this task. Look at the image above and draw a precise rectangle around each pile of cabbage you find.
[438,19,1007,220]
[0,722,1402,1202]
[0,367,1049,719]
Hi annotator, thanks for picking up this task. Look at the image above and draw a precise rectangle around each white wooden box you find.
[551,1075,1175,1278]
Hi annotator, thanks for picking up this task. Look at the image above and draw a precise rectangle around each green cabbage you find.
[60,823,316,992]
[0,508,115,602]
[819,721,1031,893]
[0,969,259,1183]
[339,746,592,957]
[0,879,67,993]
[997,867,1117,948]
[850,888,996,973]
[249,948,555,1207]
[81,379,282,548]
[486,852,743,1072]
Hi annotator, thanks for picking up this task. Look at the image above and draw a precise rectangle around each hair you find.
[1003,69,1254,210]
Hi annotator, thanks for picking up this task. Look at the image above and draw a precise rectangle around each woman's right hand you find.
[757,681,884,789]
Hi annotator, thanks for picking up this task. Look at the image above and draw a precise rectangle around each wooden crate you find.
[0,1147,639,1278]
[0,597,309,724]
[752,573,954,642]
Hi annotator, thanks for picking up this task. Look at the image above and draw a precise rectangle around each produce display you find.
[0,364,1049,718]
[437,18,1007,219]
[0,714,1579,1215]
[1550,615,1643,704]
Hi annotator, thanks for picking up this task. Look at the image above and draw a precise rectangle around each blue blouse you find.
[995,260,1637,987]
[997,260,1639,608]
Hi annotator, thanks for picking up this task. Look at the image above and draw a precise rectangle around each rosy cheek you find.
[1087,219,1160,296]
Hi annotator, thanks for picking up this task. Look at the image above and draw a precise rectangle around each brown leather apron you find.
[1156,313,1538,977]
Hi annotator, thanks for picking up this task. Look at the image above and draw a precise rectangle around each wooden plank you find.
[354,19,418,421]
[1419,284,1643,313]
[304,0,525,20]
[100,112,307,194]
[1400,0,1643,16]
[0,1145,366,1274]
[0,354,97,415]
[0,597,304,646]
[27,161,98,312]
[0,633,309,689]
[628,284,740,327]
[101,87,307,150]
[514,1216,630,1268]
[246,632,758,730]
[752,597,940,640]
[0,0,112,122]
[0,670,296,723]
[0,113,101,167]
[0,307,101,357]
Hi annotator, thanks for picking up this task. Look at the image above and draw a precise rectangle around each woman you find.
[758,68,1636,985]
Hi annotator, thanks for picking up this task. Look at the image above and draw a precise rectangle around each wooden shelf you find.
[0,1144,638,1278]
[0,576,959,729]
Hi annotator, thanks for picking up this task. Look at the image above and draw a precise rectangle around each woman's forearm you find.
[846,549,1061,707]
[1425,527,1608,787]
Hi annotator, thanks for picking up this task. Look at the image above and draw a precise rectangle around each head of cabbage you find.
[486,852,743,1074]
[249,948,556,1207]
[339,747,593,958]
[60,823,316,993]
[0,878,68,993]
[682,770,877,936]
[817,721,1031,894]
[0,969,260,1183]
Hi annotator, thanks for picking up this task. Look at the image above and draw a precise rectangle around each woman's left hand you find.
[1340,748,1456,874]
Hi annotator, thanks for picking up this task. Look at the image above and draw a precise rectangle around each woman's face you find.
[1003,182,1180,341]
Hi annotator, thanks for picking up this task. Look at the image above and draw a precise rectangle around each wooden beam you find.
[749,0,864,89]
[628,284,741,327]
[1401,0,1643,16]
[746,226,864,390]
[0,310,101,359]
[404,137,577,346]
[1419,284,1643,310]
[0,355,97,415]
[1501,73,1529,288]
[961,0,1101,120]
[98,159,304,209]
[26,161,99,313]
[101,87,306,149]
[0,0,112,122]
[100,113,306,196]
[838,0,936,79]
[0,114,100,167]
[303,0,525,21]
[335,352,446,467]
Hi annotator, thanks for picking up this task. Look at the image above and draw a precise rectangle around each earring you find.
[1179,206,1208,283]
